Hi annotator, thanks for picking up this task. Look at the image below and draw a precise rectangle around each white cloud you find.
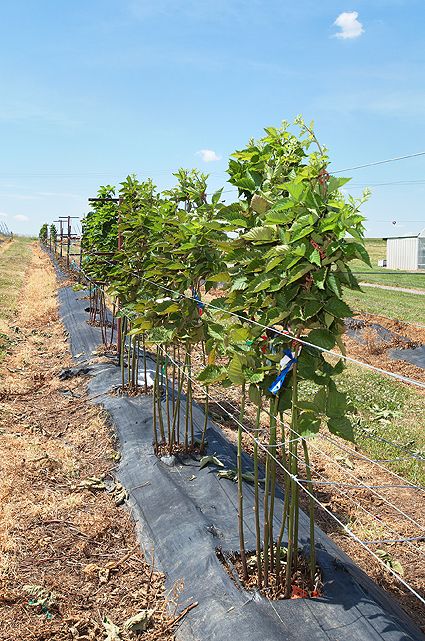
[0,212,7,218]
[196,149,221,162]
[14,214,29,222]
[334,12,364,39]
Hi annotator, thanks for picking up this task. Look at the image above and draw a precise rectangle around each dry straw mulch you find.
[0,245,185,641]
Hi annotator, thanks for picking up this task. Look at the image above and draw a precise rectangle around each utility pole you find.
[53,220,60,255]
[59,220,64,257]
[59,215,79,269]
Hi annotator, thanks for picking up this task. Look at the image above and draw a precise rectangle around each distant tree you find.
[39,223,48,243]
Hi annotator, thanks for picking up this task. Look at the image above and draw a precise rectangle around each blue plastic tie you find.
[191,287,205,313]
[268,349,297,396]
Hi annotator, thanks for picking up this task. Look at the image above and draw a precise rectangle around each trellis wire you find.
[333,428,425,462]
[76,257,425,498]
[206,393,425,555]
[159,346,425,564]
[55,258,425,600]
[320,432,425,480]
[97,256,425,390]
[156,345,425,606]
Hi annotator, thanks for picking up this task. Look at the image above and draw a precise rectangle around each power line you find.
[3,149,425,181]
[333,151,425,174]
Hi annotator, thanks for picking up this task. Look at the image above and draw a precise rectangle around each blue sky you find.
[1,0,425,237]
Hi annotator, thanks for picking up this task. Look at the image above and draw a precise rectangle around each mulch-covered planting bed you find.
[0,245,182,641]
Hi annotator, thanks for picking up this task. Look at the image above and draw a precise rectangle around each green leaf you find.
[289,225,314,243]
[326,381,347,417]
[312,268,327,289]
[327,176,351,193]
[277,381,293,411]
[350,242,372,267]
[207,272,231,283]
[231,277,248,291]
[146,327,174,344]
[298,411,321,437]
[228,355,245,385]
[199,455,224,470]
[326,273,342,296]
[242,226,276,243]
[208,323,226,342]
[197,365,227,384]
[251,194,270,214]
[303,299,323,320]
[307,329,336,350]
[234,174,256,191]
[264,244,290,259]
[287,263,311,285]
[327,416,354,442]
[324,297,352,319]
[244,369,265,383]
[313,387,327,413]
[265,254,287,272]
[308,248,322,266]
[217,469,237,481]
[249,275,273,292]
[279,182,305,201]
[376,550,404,576]
[229,326,251,343]
[248,384,261,406]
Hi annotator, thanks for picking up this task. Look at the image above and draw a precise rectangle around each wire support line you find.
[353,429,425,462]
[201,373,424,494]
[297,478,424,490]
[155,345,425,605]
[363,536,425,545]
[332,151,425,174]
[47,257,425,569]
[322,431,425,465]
[91,255,425,391]
[74,255,425,493]
[185,369,425,494]
[281,425,425,530]
[318,433,425,491]
[157,346,425,560]
[70,256,425,491]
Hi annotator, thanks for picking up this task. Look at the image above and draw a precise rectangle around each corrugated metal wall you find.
[387,237,419,270]
[418,238,425,269]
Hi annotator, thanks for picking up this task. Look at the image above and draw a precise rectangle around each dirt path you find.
[0,244,178,641]
[360,281,425,295]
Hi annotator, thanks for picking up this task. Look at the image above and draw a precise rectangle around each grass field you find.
[0,237,33,361]
[344,238,425,322]
[338,366,425,485]
[351,238,425,290]
[344,285,425,324]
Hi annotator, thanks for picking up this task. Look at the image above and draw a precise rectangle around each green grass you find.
[343,285,425,324]
[337,365,425,485]
[300,365,425,485]
[350,238,425,290]
[0,238,33,361]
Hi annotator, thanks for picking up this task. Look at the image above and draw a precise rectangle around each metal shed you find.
[385,228,425,270]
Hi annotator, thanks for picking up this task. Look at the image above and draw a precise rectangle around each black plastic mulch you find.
[345,318,425,371]
[57,281,425,641]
